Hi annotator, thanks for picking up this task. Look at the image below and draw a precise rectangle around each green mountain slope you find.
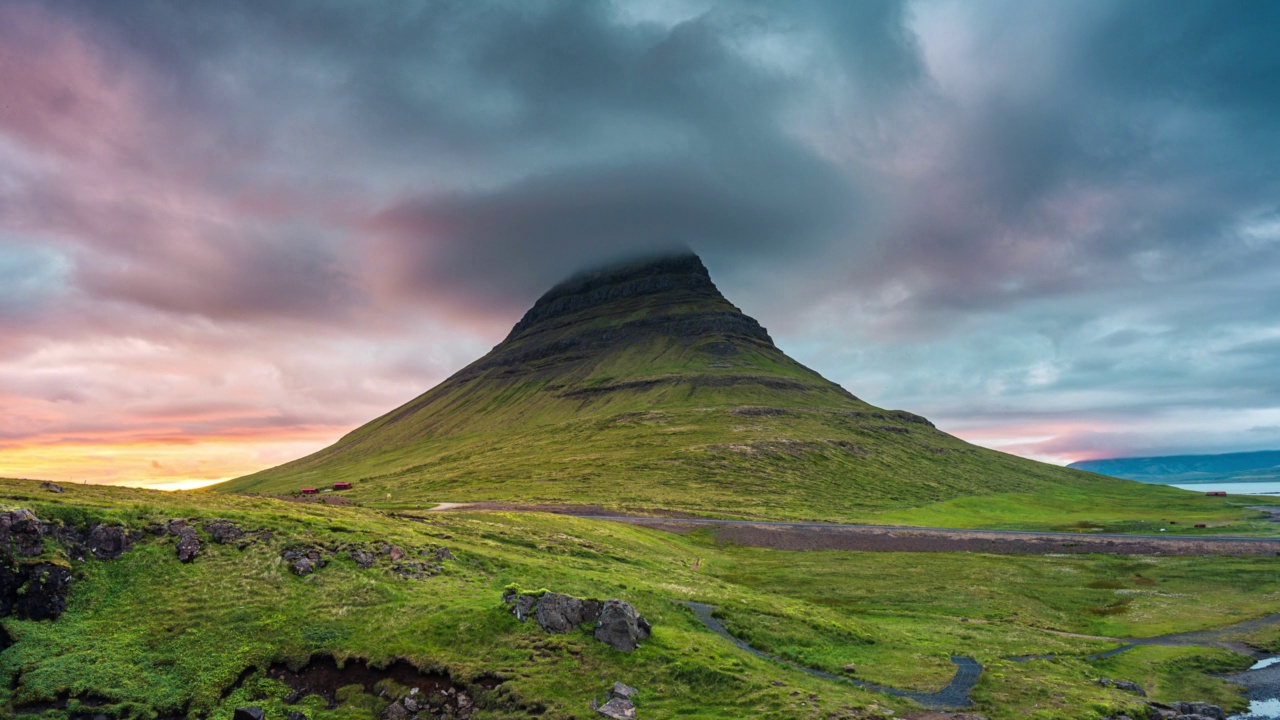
[220,253,1209,523]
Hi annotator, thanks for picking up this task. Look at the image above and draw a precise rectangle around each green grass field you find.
[3,479,1276,719]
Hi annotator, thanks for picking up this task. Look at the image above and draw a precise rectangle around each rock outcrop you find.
[503,588,536,620]
[596,697,636,719]
[0,508,144,622]
[1166,702,1225,720]
[382,686,474,720]
[166,521,201,563]
[349,548,376,569]
[1095,678,1146,696]
[39,481,63,493]
[596,682,640,719]
[0,509,45,557]
[283,547,327,576]
[203,519,246,545]
[233,707,265,720]
[594,600,651,651]
[504,588,650,651]
[45,522,136,562]
[0,561,71,620]
[535,592,602,634]
[1105,701,1227,720]
[86,525,132,560]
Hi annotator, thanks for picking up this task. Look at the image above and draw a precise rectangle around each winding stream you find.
[1009,612,1280,663]
[683,602,1280,711]
[681,601,981,709]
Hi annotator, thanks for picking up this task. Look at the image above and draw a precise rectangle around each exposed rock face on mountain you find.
[478,253,782,383]
[224,251,1138,520]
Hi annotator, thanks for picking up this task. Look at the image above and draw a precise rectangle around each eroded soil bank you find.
[264,655,502,707]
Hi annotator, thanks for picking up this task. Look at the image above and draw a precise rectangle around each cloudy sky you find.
[3,0,1279,489]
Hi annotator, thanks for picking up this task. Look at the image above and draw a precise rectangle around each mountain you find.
[1070,450,1280,484]
[221,252,1182,521]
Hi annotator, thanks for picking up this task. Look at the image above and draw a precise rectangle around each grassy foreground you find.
[2,479,1277,719]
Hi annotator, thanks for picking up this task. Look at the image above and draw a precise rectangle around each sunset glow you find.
[0,435,339,490]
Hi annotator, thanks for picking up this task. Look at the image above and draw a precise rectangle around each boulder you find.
[1113,680,1145,696]
[39,482,63,494]
[596,697,636,719]
[436,546,455,561]
[0,509,45,557]
[388,545,406,562]
[594,600,651,651]
[381,699,409,720]
[86,525,131,561]
[1174,704,1224,720]
[349,549,376,569]
[535,592,602,633]
[610,681,638,700]
[287,713,309,720]
[233,708,266,720]
[203,519,246,545]
[1097,678,1147,696]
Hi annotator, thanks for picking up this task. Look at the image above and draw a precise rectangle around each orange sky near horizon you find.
[0,431,342,491]
[0,421,1094,492]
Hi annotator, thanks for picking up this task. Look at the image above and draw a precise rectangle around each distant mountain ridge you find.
[221,251,1171,521]
[1070,450,1280,483]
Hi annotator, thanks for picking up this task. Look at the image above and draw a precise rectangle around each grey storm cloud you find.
[4,0,1280,466]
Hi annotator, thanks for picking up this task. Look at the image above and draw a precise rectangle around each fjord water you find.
[1170,481,1280,495]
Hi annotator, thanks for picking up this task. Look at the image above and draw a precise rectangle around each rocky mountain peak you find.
[505,251,730,342]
